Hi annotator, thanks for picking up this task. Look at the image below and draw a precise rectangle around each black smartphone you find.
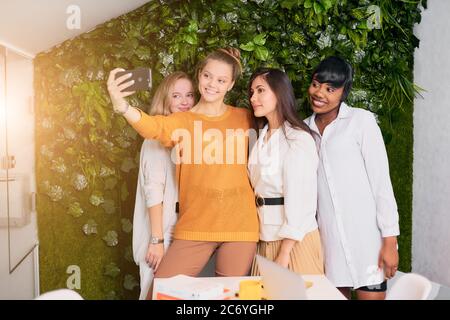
[115,67,152,92]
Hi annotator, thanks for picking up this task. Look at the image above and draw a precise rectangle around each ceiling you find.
[0,0,151,58]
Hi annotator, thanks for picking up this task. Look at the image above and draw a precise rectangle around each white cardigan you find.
[248,122,319,242]
[132,139,178,300]
[305,102,400,289]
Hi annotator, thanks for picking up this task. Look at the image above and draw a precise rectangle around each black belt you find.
[176,197,284,211]
[255,196,284,207]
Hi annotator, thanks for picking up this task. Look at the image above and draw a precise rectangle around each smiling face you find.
[308,76,345,115]
[249,75,278,119]
[168,78,195,113]
[198,59,235,103]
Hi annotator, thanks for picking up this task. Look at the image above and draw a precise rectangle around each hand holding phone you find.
[115,67,152,92]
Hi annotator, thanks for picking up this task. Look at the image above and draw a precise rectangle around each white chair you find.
[386,273,432,300]
[35,289,84,300]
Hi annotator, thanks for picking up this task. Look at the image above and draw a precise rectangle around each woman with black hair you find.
[248,68,324,276]
[304,56,400,300]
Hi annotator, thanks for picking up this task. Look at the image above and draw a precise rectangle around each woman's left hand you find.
[274,251,290,269]
[378,236,399,279]
[146,243,165,271]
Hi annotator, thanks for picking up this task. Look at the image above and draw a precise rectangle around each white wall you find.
[413,0,450,287]
[0,0,151,57]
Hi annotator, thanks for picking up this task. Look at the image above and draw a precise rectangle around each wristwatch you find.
[150,236,164,245]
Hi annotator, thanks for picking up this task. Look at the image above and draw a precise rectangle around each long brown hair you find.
[148,71,193,115]
[248,67,311,136]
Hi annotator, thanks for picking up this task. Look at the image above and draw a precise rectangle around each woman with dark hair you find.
[304,56,399,300]
[248,68,324,275]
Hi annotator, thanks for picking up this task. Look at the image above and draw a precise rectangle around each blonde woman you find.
[108,48,259,299]
[132,72,195,300]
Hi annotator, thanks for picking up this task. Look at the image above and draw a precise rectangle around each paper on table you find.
[154,275,226,300]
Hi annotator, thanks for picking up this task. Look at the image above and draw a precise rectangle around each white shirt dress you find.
[305,102,400,289]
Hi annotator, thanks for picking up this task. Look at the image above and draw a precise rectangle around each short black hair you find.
[312,56,353,101]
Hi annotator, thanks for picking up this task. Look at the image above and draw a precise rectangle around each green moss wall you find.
[35,0,425,299]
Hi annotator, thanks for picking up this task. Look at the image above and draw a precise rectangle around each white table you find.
[153,275,346,300]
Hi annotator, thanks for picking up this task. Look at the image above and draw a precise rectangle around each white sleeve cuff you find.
[278,223,305,242]
[381,226,400,238]
[144,185,164,208]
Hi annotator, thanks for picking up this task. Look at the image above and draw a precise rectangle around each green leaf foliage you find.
[121,219,133,234]
[104,262,121,278]
[124,274,139,291]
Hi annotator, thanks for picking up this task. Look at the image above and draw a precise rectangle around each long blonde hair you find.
[196,47,242,83]
[149,71,193,116]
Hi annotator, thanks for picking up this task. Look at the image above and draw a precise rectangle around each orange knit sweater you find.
[131,106,259,242]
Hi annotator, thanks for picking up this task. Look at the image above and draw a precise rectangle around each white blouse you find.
[132,139,178,299]
[248,122,319,242]
[305,102,400,289]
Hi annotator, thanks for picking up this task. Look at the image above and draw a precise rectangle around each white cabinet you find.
[0,45,38,300]
[0,174,31,227]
